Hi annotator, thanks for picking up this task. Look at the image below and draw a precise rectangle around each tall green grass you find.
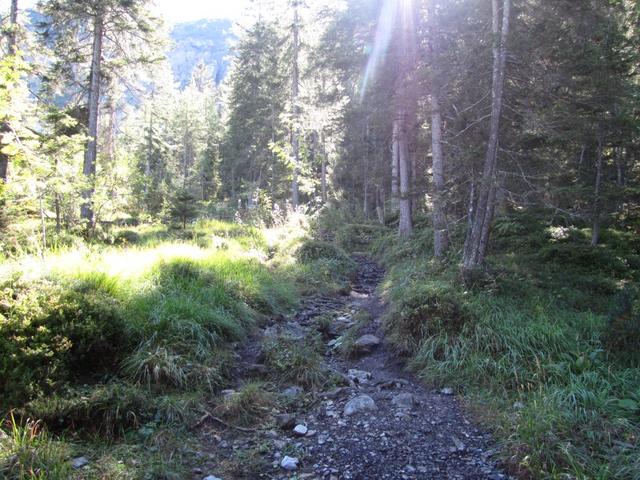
[370,214,640,480]
[0,221,298,417]
[0,216,351,477]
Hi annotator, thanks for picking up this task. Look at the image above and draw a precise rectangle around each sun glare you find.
[361,0,415,101]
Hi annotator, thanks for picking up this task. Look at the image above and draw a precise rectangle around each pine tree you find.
[38,0,161,228]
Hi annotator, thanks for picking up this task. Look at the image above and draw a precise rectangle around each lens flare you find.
[361,0,415,102]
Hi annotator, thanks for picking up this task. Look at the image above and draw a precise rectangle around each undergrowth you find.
[366,211,640,480]
[0,217,307,477]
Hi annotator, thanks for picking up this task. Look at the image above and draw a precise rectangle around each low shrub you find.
[263,335,327,389]
[604,287,640,364]
[112,229,141,246]
[0,278,130,408]
[296,239,352,264]
[294,240,357,295]
[383,278,474,353]
[537,243,627,275]
[213,383,275,427]
[336,223,386,252]
[24,383,153,438]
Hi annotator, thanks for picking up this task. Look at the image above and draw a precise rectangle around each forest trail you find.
[197,257,510,480]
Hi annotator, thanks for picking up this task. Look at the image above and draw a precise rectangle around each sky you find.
[152,0,250,23]
[13,0,251,23]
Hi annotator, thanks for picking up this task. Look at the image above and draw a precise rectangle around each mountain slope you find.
[169,18,236,87]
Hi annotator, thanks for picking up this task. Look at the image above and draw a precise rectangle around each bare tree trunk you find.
[398,109,413,237]
[320,132,327,204]
[290,2,300,209]
[39,193,46,259]
[462,0,510,272]
[144,106,153,197]
[410,146,417,212]
[463,175,476,253]
[614,146,626,188]
[391,124,399,211]
[8,0,18,55]
[431,88,449,258]
[81,12,104,227]
[429,0,449,258]
[309,130,318,203]
[591,131,604,246]
[376,185,384,224]
[0,0,19,183]
[363,120,370,217]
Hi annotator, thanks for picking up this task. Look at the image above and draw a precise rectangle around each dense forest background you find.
[1,0,640,479]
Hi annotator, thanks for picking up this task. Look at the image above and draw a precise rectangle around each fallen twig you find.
[192,410,259,433]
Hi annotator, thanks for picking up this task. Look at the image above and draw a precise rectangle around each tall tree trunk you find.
[462,0,510,272]
[145,106,153,197]
[320,131,327,204]
[363,120,370,217]
[391,124,400,211]
[591,130,604,246]
[376,185,384,224]
[398,109,413,237]
[81,12,104,227]
[411,148,418,210]
[0,0,19,183]
[290,2,300,208]
[429,0,449,258]
[431,88,449,258]
[8,0,18,54]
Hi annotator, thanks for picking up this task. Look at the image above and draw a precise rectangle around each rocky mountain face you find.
[169,19,235,87]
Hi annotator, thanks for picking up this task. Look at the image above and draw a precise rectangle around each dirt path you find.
[197,256,510,480]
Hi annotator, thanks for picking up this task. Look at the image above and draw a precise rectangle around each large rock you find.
[392,393,418,409]
[343,395,377,416]
[293,424,308,436]
[71,457,89,469]
[280,456,299,471]
[354,334,381,352]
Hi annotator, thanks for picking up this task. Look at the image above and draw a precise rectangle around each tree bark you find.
[81,11,104,226]
[398,109,413,237]
[431,88,449,258]
[429,0,449,258]
[462,0,510,272]
[391,123,400,211]
[591,130,604,246]
[376,185,384,224]
[320,131,327,204]
[8,0,18,55]
[0,0,19,183]
[290,2,300,209]
[363,120,370,217]
[145,106,153,197]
